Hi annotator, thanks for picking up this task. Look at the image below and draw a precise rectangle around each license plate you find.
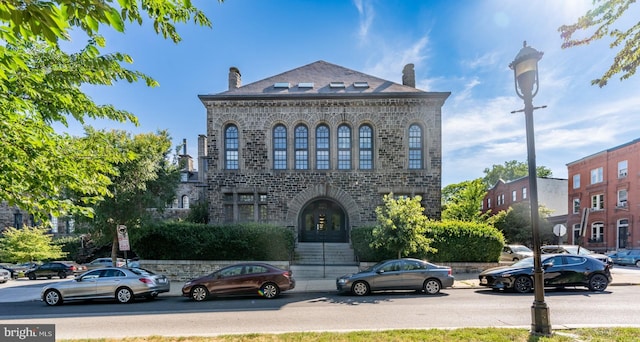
[158,278,167,283]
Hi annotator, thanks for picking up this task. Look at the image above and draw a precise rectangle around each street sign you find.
[553,224,567,237]
[117,225,130,251]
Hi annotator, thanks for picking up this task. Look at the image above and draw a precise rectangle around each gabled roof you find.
[200,60,449,100]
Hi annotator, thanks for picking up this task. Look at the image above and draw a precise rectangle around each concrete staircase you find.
[291,242,359,279]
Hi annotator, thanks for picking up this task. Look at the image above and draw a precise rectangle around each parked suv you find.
[501,244,534,262]
[607,249,640,267]
[540,245,613,266]
[25,262,83,280]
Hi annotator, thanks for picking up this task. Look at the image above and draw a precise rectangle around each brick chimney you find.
[228,67,241,90]
[402,63,415,88]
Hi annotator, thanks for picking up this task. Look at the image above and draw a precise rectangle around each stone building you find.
[198,60,449,263]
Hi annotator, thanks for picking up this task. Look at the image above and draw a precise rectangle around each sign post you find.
[117,225,130,266]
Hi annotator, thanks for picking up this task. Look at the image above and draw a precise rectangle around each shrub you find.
[129,222,295,261]
[425,220,504,262]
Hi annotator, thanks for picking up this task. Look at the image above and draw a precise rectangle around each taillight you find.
[70,266,76,271]
[447,269,452,276]
[283,271,292,278]
[139,278,153,284]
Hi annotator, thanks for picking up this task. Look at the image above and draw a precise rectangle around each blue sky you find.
[59,0,640,187]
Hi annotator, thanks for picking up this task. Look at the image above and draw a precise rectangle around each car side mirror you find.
[542,263,553,270]
[377,269,385,274]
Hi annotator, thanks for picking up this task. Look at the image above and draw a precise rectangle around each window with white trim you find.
[591,194,604,210]
[573,198,580,214]
[572,223,582,244]
[573,174,580,189]
[590,222,604,243]
[590,167,603,184]
[618,189,628,208]
[512,190,517,202]
[487,198,491,209]
[618,160,628,178]
[522,187,527,200]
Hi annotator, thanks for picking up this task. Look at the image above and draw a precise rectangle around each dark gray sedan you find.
[336,258,455,296]
[41,267,170,306]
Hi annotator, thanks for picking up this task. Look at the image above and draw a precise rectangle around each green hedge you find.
[425,220,504,262]
[129,222,295,261]
[351,220,504,263]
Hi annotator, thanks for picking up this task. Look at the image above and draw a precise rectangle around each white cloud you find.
[353,0,375,43]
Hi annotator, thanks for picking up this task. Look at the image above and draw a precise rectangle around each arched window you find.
[225,125,239,170]
[273,124,287,169]
[337,125,351,170]
[295,125,308,170]
[182,195,190,209]
[359,125,373,169]
[316,125,330,170]
[408,124,423,169]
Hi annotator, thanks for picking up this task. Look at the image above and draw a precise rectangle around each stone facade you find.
[199,61,450,245]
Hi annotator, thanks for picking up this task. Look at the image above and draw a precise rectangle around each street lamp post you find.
[509,41,551,336]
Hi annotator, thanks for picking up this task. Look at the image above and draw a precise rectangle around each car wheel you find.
[260,283,280,299]
[115,287,134,303]
[513,276,533,293]
[635,260,640,268]
[351,281,370,296]
[513,258,519,262]
[588,274,609,292]
[43,289,63,306]
[423,279,442,295]
[190,285,209,302]
[28,273,36,280]
[58,271,67,279]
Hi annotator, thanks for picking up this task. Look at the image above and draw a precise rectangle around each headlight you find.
[184,281,192,287]
[337,278,347,285]
[501,273,512,278]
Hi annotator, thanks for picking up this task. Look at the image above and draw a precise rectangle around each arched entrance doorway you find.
[299,199,348,242]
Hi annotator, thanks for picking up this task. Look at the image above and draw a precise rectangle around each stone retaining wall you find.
[140,260,499,281]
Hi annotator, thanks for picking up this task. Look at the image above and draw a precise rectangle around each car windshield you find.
[563,246,593,255]
[512,246,532,253]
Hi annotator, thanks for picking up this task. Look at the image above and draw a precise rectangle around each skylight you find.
[329,82,345,88]
[353,82,369,88]
[298,82,314,88]
[274,82,290,88]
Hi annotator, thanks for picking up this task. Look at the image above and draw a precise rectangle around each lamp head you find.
[509,41,543,99]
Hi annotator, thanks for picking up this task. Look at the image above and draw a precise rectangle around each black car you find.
[25,262,83,280]
[478,254,612,293]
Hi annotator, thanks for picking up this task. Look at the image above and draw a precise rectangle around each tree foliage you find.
[372,194,436,259]
[559,0,640,87]
[0,226,67,263]
[489,203,556,247]
[0,1,215,220]
[74,130,180,258]
[441,178,490,223]
[482,160,552,187]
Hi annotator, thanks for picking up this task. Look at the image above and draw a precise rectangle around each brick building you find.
[567,138,640,252]
[482,176,568,227]
[198,61,449,261]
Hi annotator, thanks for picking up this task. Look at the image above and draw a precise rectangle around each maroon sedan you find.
[182,262,296,301]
